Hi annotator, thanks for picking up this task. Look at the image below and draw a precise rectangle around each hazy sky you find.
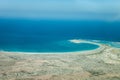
[0,0,120,20]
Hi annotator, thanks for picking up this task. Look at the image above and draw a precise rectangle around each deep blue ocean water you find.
[0,18,120,52]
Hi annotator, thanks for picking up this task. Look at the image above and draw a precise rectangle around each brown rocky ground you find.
[0,45,120,80]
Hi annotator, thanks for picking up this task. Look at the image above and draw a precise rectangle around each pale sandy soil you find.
[0,43,120,80]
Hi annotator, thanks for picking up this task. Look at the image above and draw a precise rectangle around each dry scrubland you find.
[0,45,120,80]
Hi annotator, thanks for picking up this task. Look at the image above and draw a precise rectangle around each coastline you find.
[0,39,104,55]
[0,40,120,80]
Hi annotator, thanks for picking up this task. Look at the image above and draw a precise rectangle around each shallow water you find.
[0,39,99,52]
[0,18,119,52]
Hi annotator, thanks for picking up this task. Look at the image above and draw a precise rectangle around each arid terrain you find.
[0,44,120,80]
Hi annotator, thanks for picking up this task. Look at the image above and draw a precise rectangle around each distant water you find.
[0,18,120,52]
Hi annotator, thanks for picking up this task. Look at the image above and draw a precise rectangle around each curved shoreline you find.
[0,39,105,55]
[0,40,120,80]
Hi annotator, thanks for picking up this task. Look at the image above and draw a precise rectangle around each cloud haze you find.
[0,0,120,20]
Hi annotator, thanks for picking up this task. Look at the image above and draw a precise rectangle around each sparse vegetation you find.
[0,46,120,80]
[87,70,106,76]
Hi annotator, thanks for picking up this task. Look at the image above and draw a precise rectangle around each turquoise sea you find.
[0,18,120,52]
